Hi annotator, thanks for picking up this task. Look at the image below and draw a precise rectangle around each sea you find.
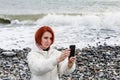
[0,0,120,49]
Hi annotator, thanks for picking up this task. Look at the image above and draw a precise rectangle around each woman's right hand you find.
[57,49,70,63]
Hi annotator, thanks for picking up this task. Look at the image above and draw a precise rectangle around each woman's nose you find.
[47,38,51,43]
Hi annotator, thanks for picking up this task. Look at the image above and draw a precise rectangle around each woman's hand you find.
[57,49,70,63]
[68,56,76,68]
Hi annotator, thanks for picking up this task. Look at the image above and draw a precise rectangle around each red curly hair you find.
[35,26,54,46]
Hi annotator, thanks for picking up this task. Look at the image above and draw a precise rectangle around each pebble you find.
[0,44,120,80]
[61,44,120,80]
[0,47,31,80]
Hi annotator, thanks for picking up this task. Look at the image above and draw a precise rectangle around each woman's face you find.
[40,31,52,49]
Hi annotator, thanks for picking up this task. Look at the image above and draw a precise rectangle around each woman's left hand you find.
[68,56,76,68]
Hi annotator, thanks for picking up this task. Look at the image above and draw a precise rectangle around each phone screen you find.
[69,45,75,58]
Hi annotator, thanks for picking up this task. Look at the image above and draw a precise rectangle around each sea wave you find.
[0,14,47,21]
[0,17,11,24]
[1,12,120,21]
[1,12,120,30]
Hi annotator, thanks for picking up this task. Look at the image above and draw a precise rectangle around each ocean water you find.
[0,0,120,49]
[0,0,120,14]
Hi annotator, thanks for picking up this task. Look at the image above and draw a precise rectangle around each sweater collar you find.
[36,43,50,52]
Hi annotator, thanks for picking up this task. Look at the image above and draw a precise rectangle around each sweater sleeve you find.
[27,51,58,75]
[59,57,76,76]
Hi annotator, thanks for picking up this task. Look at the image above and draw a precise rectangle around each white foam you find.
[0,13,120,49]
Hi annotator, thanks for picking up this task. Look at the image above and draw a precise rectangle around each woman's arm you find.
[56,49,76,76]
[59,57,76,75]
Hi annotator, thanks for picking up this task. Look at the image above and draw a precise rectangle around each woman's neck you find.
[36,44,49,51]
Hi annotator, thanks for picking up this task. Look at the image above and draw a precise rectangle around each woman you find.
[27,26,76,80]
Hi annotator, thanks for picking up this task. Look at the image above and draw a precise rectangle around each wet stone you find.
[0,47,31,80]
[60,44,120,80]
[0,44,120,80]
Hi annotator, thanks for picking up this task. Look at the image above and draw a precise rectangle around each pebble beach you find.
[0,43,120,80]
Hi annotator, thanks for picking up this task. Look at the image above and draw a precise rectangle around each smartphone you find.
[69,45,76,58]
